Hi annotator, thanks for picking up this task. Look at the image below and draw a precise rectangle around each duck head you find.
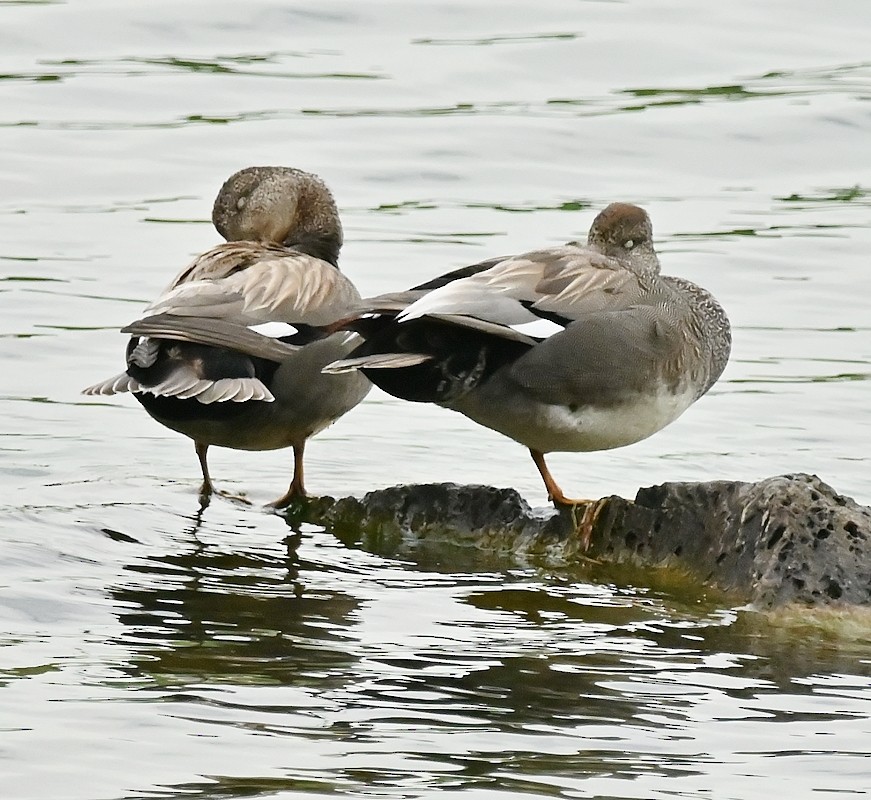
[212,166,343,266]
[587,202,660,275]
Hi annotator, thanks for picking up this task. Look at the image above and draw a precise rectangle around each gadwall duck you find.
[327,203,730,540]
[84,166,370,506]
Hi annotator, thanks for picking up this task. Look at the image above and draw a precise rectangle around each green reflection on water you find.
[142,217,206,224]
[730,372,871,384]
[37,54,385,81]
[372,199,591,215]
[0,661,61,685]
[779,185,870,204]
[0,273,60,280]
[413,32,580,46]
[625,84,760,100]
[0,72,62,82]
[374,200,439,213]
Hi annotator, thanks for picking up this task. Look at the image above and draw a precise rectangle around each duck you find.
[84,166,371,507]
[326,202,731,543]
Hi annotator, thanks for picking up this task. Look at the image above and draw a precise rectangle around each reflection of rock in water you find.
[673,606,871,683]
[290,473,871,610]
[112,520,360,685]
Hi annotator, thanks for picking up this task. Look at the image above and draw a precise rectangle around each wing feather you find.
[396,244,646,342]
[122,314,299,362]
[82,373,138,396]
[323,352,433,374]
[145,242,361,327]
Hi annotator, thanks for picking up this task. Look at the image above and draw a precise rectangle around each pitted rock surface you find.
[290,473,870,610]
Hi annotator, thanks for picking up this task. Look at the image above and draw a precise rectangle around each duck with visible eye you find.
[326,202,731,547]
[84,166,371,506]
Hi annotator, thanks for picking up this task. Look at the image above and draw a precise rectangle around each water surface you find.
[1,1,870,798]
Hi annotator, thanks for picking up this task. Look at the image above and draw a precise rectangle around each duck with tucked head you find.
[84,166,370,506]
[327,202,730,544]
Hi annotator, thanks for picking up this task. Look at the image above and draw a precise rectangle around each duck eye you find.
[623,239,634,250]
[236,196,247,211]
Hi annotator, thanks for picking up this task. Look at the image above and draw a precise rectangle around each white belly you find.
[453,386,698,454]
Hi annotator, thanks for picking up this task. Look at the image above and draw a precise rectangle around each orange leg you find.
[529,448,592,506]
[269,441,307,509]
[528,448,606,550]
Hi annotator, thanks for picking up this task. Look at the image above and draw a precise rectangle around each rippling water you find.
[2,1,870,797]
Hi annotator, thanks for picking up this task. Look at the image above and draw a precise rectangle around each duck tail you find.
[82,372,140,396]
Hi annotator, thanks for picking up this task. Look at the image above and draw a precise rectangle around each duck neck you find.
[667,275,731,397]
[286,230,342,267]
[283,179,343,267]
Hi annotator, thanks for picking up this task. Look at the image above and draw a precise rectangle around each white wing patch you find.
[509,318,565,339]
[248,321,299,338]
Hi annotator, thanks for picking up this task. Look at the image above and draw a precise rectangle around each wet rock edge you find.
[287,473,871,610]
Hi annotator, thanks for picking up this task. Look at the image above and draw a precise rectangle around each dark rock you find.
[286,473,871,610]
[599,474,871,609]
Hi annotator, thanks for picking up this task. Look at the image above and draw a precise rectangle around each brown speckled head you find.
[212,166,343,266]
[587,202,659,274]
